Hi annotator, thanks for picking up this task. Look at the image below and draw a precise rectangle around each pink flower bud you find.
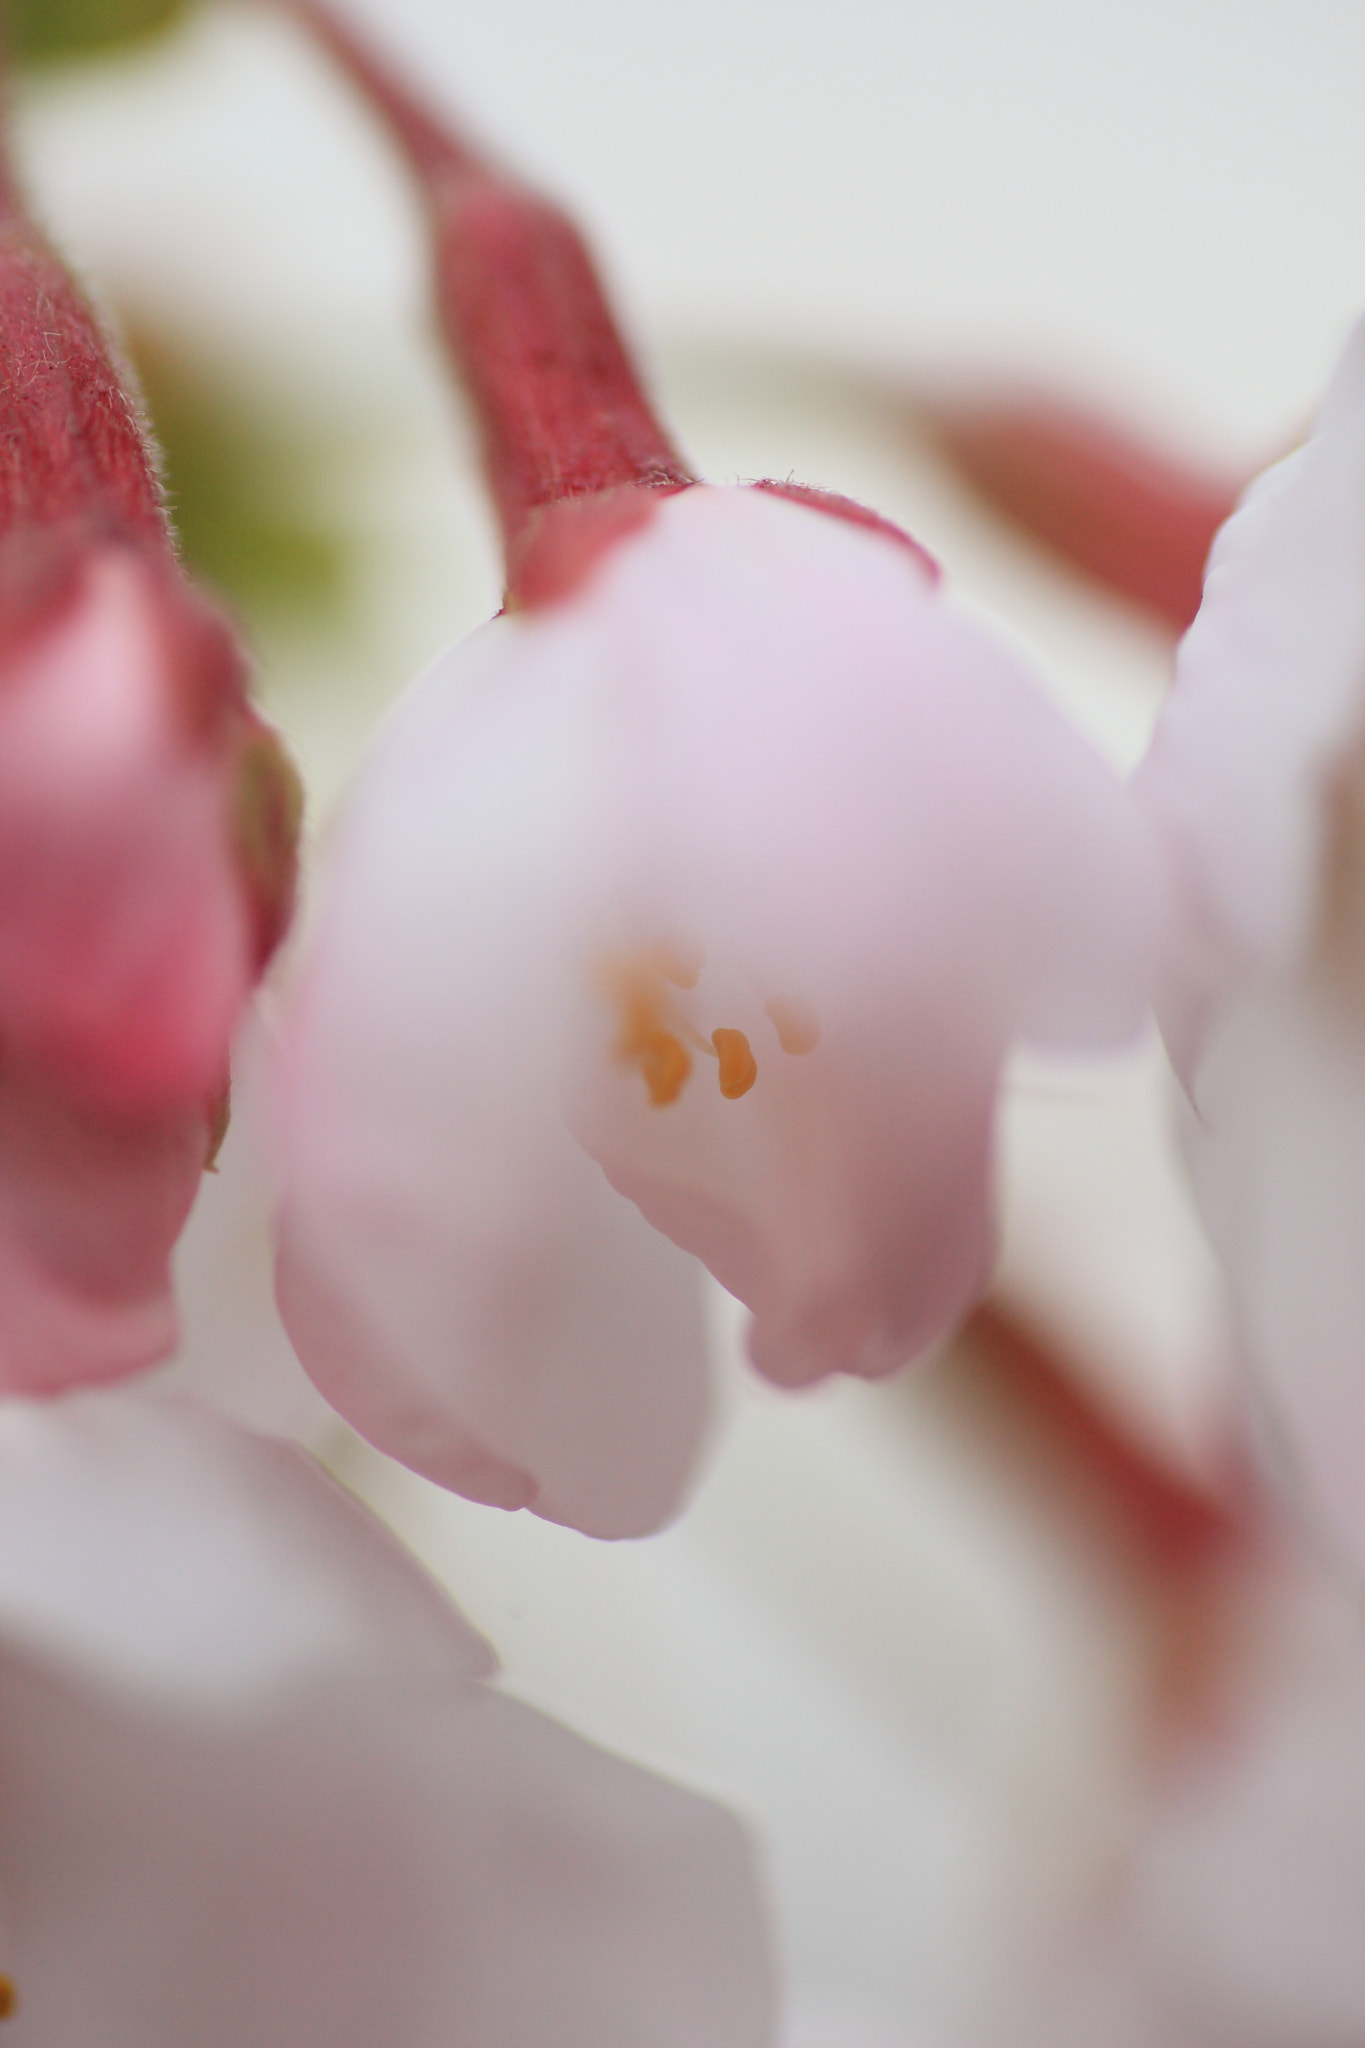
[0,141,300,1390]
[0,536,249,1108]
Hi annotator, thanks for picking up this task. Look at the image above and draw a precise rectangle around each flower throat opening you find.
[602,945,820,1107]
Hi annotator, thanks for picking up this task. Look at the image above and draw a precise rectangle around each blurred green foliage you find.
[128,327,358,627]
[7,0,190,64]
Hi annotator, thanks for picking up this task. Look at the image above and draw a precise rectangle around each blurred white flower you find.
[1134,316,1365,1569]
[1001,1552,1365,2048]
[274,481,1153,1536]
[0,1390,774,2046]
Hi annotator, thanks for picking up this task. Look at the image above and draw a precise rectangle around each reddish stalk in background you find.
[923,391,1244,633]
[279,0,694,589]
[961,1300,1259,1759]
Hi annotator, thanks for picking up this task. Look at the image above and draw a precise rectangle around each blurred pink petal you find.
[0,536,296,1396]
[0,1392,775,2044]
[0,1070,209,1394]
[1134,317,1365,1568]
[0,132,301,1395]
[1003,1564,1365,2048]
[276,482,1153,1533]
[0,542,252,1111]
[0,149,299,1114]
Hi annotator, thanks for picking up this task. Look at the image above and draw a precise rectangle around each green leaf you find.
[7,0,190,64]
[127,325,360,627]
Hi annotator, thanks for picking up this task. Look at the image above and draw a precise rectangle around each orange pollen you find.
[0,1976,17,2020]
[765,994,821,1055]
[601,945,783,1107]
[639,1029,692,1106]
[712,1027,758,1099]
[613,984,661,1062]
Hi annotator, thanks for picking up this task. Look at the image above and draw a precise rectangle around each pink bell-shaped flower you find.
[271,0,1154,1536]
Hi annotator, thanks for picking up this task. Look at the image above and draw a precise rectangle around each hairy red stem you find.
[280,0,694,570]
[0,158,167,552]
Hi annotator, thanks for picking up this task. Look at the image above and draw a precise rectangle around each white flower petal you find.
[1136,318,1365,1071]
[587,1013,997,1388]
[0,1393,775,2046]
[1135,316,1365,1565]
[278,1119,714,1537]
[1181,986,1365,1567]
[0,1392,490,1707]
[1007,1583,1365,2048]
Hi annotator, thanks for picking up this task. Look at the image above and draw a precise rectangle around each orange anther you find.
[0,1976,17,2019]
[612,980,662,1061]
[712,1027,758,1099]
[639,1030,691,1106]
[764,995,821,1055]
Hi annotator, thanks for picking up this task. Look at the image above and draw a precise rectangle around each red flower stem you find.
[279,0,694,570]
[922,391,1240,634]
[962,1300,1260,1758]
[0,153,167,551]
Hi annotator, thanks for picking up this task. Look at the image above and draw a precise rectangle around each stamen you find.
[712,1027,758,1099]
[764,995,821,1055]
[0,1976,17,2019]
[640,1030,691,1106]
[600,945,766,1107]
[612,981,661,1062]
